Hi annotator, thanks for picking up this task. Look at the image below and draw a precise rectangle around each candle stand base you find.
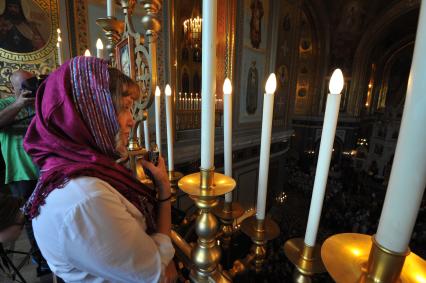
[240,216,280,273]
[212,200,244,249]
[178,168,236,282]
[168,171,183,203]
[321,233,426,283]
[284,237,325,280]
[292,269,312,283]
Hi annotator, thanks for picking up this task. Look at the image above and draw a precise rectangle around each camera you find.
[21,75,48,97]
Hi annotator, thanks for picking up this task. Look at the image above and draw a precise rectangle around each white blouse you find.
[32,176,174,283]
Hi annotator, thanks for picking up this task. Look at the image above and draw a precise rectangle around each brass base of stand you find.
[212,200,244,220]
[284,238,326,276]
[212,200,244,249]
[240,216,280,242]
[292,269,312,283]
[178,171,236,197]
[179,168,237,281]
[321,233,426,283]
[168,171,183,203]
[240,216,280,273]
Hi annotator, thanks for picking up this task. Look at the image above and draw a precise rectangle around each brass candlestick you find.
[212,200,244,249]
[321,233,426,283]
[95,17,124,65]
[178,168,236,282]
[241,216,280,273]
[284,238,325,283]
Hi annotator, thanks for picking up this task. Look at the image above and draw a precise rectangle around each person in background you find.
[0,70,48,275]
[24,56,177,283]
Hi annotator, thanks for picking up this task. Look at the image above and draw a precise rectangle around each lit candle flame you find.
[96,38,104,49]
[329,68,344,94]
[84,49,91,57]
[265,73,277,94]
[165,84,172,96]
[155,86,161,96]
[223,78,232,95]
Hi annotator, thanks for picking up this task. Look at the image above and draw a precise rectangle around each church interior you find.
[0,0,425,282]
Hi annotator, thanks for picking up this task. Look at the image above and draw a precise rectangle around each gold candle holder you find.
[283,237,325,283]
[240,216,280,273]
[321,233,426,283]
[178,168,236,282]
[212,200,244,249]
[95,17,124,65]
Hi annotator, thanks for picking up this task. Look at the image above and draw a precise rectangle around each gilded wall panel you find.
[0,0,59,94]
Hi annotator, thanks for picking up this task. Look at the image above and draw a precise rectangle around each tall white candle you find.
[56,29,63,66]
[200,0,217,169]
[155,86,162,154]
[143,117,150,151]
[376,1,426,253]
[256,74,277,220]
[107,0,115,17]
[84,49,91,57]
[165,84,174,171]
[223,78,233,203]
[96,38,104,59]
[304,69,344,247]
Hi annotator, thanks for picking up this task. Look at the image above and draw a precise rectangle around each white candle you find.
[200,0,217,169]
[165,84,174,171]
[143,117,150,151]
[155,86,162,154]
[304,69,344,247]
[56,29,63,66]
[84,49,91,57]
[256,74,277,220]
[223,78,233,203]
[96,38,104,59]
[376,2,426,253]
[107,0,115,17]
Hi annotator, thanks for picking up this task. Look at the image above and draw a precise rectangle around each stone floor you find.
[0,232,53,283]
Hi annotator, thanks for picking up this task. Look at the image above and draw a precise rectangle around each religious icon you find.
[246,60,258,114]
[0,0,50,53]
[115,36,135,79]
[249,0,264,49]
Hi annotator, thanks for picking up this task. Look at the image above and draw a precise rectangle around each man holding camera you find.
[0,70,49,275]
[0,70,38,196]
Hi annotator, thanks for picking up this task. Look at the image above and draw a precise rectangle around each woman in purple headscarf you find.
[23,56,177,283]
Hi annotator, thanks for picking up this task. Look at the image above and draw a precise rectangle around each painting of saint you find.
[246,61,258,114]
[120,45,130,77]
[249,0,264,49]
[0,0,50,53]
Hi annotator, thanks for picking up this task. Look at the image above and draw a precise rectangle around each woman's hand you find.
[140,156,171,198]
[162,261,178,283]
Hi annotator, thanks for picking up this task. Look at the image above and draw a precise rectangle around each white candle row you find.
[177,93,223,111]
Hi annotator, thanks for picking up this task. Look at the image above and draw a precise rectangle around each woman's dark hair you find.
[0,193,24,232]
[108,68,139,113]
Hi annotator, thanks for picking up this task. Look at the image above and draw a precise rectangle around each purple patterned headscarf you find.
[23,56,157,232]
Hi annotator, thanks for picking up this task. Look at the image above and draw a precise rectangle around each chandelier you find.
[183,14,202,48]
